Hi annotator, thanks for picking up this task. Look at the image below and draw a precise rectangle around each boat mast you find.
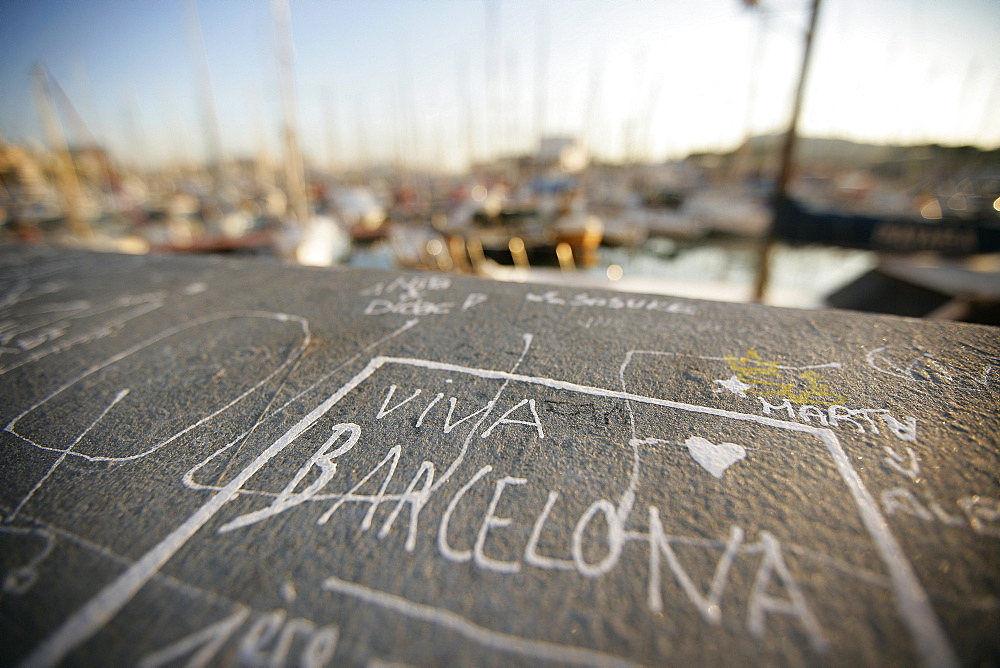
[183,0,223,186]
[322,86,338,174]
[272,0,309,225]
[458,58,475,170]
[752,0,821,302]
[485,0,500,162]
[32,64,90,238]
[533,7,548,151]
[731,3,769,182]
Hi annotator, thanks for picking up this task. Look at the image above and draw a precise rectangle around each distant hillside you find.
[702,135,1000,180]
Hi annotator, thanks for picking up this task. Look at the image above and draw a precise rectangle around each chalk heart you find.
[683,436,746,479]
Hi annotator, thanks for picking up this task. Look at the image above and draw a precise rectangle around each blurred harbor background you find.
[1,0,998,321]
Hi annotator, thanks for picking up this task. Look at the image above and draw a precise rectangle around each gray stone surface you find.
[0,247,996,666]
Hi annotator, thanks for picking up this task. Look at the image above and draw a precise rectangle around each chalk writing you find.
[462,293,489,310]
[578,316,619,329]
[360,276,452,298]
[25,340,956,665]
[104,353,951,664]
[723,349,846,404]
[866,345,998,391]
[757,398,917,440]
[360,275,487,316]
[874,421,996,538]
[884,445,920,480]
[525,290,695,314]
[0,291,164,376]
[139,606,338,668]
[364,298,454,316]
[881,487,987,533]
[959,497,1000,537]
[618,345,958,666]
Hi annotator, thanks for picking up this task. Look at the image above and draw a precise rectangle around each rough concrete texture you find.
[0,248,996,666]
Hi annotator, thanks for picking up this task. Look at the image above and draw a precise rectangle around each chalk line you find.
[6,389,130,523]
[20,358,384,667]
[0,298,164,377]
[322,576,637,667]
[1,505,239,611]
[182,318,419,494]
[625,349,842,370]
[814,429,957,667]
[6,311,310,463]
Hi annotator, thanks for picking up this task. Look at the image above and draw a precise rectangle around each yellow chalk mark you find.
[724,350,846,405]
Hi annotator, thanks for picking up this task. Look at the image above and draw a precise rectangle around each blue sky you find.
[1,0,998,171]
